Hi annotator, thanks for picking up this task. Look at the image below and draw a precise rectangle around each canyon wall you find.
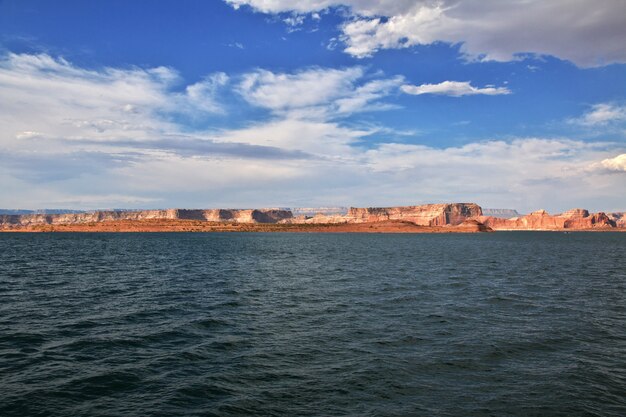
[345,203,483,226]
[0,208,293,228]
[1,204,623,231]
[477,208,619,230]
[283,203,483,226]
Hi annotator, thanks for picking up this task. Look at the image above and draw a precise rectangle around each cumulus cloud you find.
[1,52,625,211]
[401,81,510,97]
[226,0,626,67]
[571,103,626,126]
[598,154,626,172]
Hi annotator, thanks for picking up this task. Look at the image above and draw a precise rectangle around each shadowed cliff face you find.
[608,212,626,228]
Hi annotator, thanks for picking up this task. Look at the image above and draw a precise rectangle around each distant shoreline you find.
[2,219,623,233]
[1,204,624,232]
[0,219,491,233]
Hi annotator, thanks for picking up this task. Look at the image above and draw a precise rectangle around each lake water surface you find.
[1,232,625,416]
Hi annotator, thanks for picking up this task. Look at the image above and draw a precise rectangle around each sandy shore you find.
[0,219,491,233]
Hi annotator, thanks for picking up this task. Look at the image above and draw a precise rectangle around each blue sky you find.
[1,0,625,212]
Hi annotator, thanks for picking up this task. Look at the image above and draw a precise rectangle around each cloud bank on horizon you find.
[0,0,625,212]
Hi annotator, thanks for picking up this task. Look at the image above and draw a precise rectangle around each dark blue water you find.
[1,232,625,416]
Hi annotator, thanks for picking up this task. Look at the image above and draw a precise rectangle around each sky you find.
[0,0,625,213]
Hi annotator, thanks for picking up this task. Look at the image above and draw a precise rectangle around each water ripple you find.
[0,232,625,416]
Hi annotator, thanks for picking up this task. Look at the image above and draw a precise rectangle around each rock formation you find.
[477,208,619,230]
[563,212,616,229]
[559,208,589,219]
[280,203,482,226]
[0,208,293,228]
[0,203,623,231]
[608,212,626,228]
[344,203,483,226]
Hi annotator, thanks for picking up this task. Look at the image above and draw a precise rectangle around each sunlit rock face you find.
[559,208,590,219]
[0,208,294,227]
[279,203,482,226]
[0,204,623,231]
[345,203,483,226]
[477,208,620,230]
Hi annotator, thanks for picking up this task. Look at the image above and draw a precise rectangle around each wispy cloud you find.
[401,81,510,97]
[236,66,403,119]
[0,52,228,148]
[570,103,626,126]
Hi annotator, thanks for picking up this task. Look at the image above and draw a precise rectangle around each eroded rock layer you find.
[0,209,293,228]
[346,203,483,226]
[477,208,619,230]
[283,203,483,226]
[0,204,623,231]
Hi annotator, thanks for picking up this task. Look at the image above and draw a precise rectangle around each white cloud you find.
[227,42,245,49]
[572,103,626,126]
[283,13,306,28]
[599,154,626,172]
[401,80,510,97]
[236,66,403,118]
[226,0,337,14]
[215,118,371,155]
[0,53,228,149]
[360,139,626,211]
[226,0,626,67]
[183,73,230,114]
[238,67,361,111]
[1,52,625,212]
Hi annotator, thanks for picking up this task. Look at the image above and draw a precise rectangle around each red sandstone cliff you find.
[283,203,483,226]
[1,204,623,231]
[477,208,618,230]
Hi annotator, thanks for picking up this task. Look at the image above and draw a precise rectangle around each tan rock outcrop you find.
[558,208,590,219]
[0,208,293,228]
[563,212,615,229]
[345,203,482,226]
[279,203,482,226]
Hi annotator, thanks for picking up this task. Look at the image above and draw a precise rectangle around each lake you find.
[1,232,625,416]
